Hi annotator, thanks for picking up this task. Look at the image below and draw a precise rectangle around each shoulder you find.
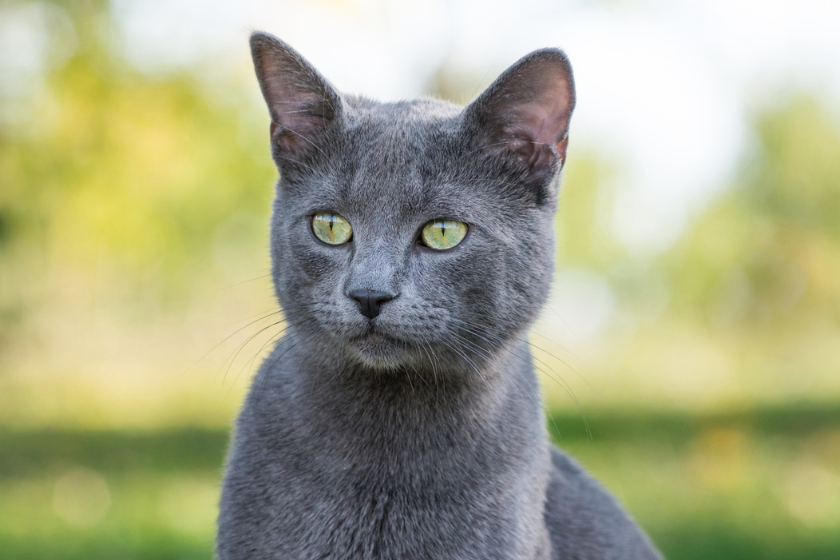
[544,446,663,560]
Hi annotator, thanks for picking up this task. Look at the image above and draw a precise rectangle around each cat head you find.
[250,32,575,376]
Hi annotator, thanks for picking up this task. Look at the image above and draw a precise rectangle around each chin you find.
[347,332,414,369]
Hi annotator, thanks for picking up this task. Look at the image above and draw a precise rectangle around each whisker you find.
[447,317,591,440]
[215,301,328,386]
[218,273,273,291]
[181,310,284,378]
[451,313,596,397]
[445,330,533,404]
[221,320,287,386]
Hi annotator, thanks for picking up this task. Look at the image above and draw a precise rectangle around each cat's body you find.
[217,33,662,560]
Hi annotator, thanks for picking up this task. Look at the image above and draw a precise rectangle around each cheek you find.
[412,246,501,314]
[446,226,552,326]
[278,231,350,299]
[501,226,554,318]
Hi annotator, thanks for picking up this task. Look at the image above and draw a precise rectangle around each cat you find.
[216,31,663,560]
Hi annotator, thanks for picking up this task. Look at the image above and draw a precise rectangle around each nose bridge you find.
[345,238,401,296]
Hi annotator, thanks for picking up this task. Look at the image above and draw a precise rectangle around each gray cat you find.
[216,31,663,560]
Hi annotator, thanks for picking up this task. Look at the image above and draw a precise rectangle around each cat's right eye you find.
[312,213,353,245]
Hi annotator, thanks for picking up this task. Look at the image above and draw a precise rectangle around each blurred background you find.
[1,0,839,558]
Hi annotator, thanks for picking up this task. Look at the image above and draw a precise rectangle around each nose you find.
[348,289,396,320]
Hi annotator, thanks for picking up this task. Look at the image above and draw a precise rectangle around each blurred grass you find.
[2,406,839,559]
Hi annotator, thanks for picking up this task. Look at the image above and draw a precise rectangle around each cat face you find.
[251,33,575,374]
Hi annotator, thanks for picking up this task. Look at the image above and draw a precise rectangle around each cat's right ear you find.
[250,32,342,158]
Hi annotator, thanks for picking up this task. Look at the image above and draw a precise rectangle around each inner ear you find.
[250,32,343,159]
[462,49,575,179]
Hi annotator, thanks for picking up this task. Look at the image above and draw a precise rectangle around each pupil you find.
[329,216,334,231]
[440,223,446,237]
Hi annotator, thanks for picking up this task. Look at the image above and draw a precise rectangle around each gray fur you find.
[217,32,662,560]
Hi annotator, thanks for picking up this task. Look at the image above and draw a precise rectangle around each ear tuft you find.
[463,48,576,180]
[250,32,342,158]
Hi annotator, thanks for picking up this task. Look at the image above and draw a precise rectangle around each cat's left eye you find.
[420,219,468,251]
[312,213,353,245]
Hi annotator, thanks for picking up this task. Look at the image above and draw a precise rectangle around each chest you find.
[248,461,539,560]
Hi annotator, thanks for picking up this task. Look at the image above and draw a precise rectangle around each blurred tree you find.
[664,96,840,329]
[0,0,276,328]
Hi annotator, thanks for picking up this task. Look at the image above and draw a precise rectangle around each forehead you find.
[318,99,480,218]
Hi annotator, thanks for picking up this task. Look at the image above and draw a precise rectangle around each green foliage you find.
[746,98,840,238]
[663,97,840,328]
[0,1,275,307]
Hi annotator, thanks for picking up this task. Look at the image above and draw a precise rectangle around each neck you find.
[290,333,540,448]
[232,332,553,559]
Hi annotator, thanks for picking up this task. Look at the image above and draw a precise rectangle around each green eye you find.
[421,219,468,250]
[312,213,352,245]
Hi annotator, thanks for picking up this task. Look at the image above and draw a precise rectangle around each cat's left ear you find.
[462,48,575,181]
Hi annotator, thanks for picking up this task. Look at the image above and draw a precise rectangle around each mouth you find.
[352,329,400,348]
[348,328,410,365]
